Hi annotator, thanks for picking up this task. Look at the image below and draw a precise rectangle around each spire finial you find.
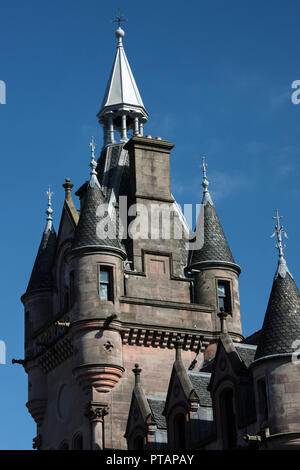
[271,209,292,279]
[45,185,54,231]
[62,178,74,201]
[132,363,141,386]
[112,8,127,44]
[175,335,184,361]
[271,208,287,259]
[89,137,100,188]
[201,156,214,206]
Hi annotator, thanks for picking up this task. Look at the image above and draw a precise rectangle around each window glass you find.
[99,267,113,301]
[218,284,226,296]
[100,270,109,283]
[100,284,108,300]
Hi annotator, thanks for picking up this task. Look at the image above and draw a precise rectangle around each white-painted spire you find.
[45,185,54,232]
[201,156,214,206]
[89,136,101,188]
[271,208,293,279]
[97,21,148,145]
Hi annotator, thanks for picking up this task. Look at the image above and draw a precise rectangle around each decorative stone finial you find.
[45,185,54,231]
[62,178,74,201]
[201,156,214,206]
[271,209,292,279]
[217,308,228,333]
[132,363,142,385]
[88,137,100,189]
[175,335,184,361]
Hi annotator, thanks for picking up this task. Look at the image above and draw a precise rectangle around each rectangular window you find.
[69,271,75,307]
[217,281,231,313]
[99,267,113,301]
[257,378,268,423]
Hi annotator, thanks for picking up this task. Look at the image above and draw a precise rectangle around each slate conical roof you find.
[26,189,57,293]
[26,227,56,293]
[97,27,148,122]
[255,259,300,360]
[189,160,237,269]
[72,141,125,255]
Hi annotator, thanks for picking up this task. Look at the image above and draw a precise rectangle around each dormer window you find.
[99,267,113,301]
[217,281,231,313]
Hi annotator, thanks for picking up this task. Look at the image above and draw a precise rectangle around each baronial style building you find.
[16,23,300,451]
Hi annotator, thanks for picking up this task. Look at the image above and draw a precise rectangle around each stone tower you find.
[21,25,242,450]
[251,210,300,449]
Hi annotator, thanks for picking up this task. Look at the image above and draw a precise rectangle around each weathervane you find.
[89,136,97,175]
[271,208,288,259]
[201,156,210,193]
[111,8,128,28]
[88,136,100,188]
[46,185,53,219]
[201,156,213,206]
[202,156,208,180]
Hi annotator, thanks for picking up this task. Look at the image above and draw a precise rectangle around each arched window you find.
[174,413,186,449]
[73,433,83,450]
[133,435,144,450]
[220,388,237,449]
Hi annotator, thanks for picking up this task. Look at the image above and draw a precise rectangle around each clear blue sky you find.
[0,0,300,449]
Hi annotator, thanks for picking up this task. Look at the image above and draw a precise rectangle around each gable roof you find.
[147,398,167,429]
[187,372,212,407]
[233,343,257,367]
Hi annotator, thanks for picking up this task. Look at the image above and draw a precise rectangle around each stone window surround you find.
[97,262,115,302]
[215,277,233,315]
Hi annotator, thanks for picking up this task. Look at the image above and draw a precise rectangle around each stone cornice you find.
[120,296,214,312]
[124,136,174,154]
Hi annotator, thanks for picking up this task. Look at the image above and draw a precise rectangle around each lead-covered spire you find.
[255,211,300,360]
[97,23,149,145]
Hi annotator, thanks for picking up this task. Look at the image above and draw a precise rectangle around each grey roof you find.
[72,181,124,253]
[187,372,212,407]
[147,398,167,429]
[189,202,235,266]
[26,226,57,293]
[97,27,148,122]
[255,272,300,360]
[242,330,261,345]
[234,343,257,367]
